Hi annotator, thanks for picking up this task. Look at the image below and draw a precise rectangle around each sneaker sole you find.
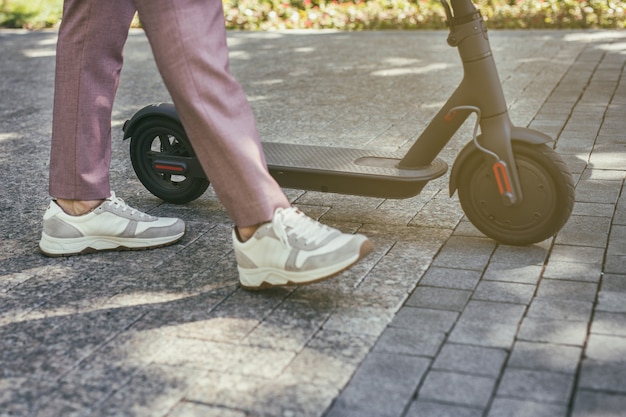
[239,239,374,290]
[39,232,185,257]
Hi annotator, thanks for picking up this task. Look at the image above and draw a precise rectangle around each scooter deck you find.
[263,142,448,199]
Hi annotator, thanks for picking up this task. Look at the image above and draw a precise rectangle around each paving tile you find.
[489,243,550,266]
[573,179,622,204]
[605,254,626,275]
[601,274,626,292]
[389,307,459,333]
[585,334,626,363]
[518,318,588,346]
[331,352,430,417]
[549,244,606,264]
[554,216,611,247]
[449,320,519,349]
[458,300,526,324]
[405,400,483,417]
[497,368,575,405]
[590,311,626,337]
[418,267,481,290]
[418,370,496,408]
[542,260,603,283]
[487,398,567,417]
[472,281,535,305]
[597,291,626,313]
[579,359,626,394]
[535,279,598,302]
[405,287,472,312]
[186,371,338,417]
[432,343,507,377]
[483,263,543,285]
[431,236,496,271]
[91,364,204,417]
[526,298,594,322]
[571,390,626,417]
[374,327,445,357]
[508,341,582,374]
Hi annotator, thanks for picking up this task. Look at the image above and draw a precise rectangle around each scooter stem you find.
[398,0,522,206]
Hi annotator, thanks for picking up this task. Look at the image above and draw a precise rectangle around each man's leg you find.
[41,0,185,256]
[49,0,136,202]
[131,0,372,289]
[132,0,290,228]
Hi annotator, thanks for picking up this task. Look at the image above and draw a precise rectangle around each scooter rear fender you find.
[122,102,180,139]
[449,126,552,196]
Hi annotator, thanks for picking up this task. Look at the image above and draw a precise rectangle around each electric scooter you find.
[122,0,575,246]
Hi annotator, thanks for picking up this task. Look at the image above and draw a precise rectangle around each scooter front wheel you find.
[129,118,209,204]
[457,142,574,246]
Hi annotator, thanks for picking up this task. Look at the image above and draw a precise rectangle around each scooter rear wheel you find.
[457,141,574,246]
[129,118,209,204]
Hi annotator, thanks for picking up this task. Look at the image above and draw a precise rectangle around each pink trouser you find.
[49,0,289,227]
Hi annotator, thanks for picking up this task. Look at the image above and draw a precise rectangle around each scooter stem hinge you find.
[447,13,487,47]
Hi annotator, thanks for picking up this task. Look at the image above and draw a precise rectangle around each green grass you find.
[1,0,624,30]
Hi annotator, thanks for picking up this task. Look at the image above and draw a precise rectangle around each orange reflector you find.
[493,161,512,195]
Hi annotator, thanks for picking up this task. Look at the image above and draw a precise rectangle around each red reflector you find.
[155,164,185,172]
[493,161,512,195]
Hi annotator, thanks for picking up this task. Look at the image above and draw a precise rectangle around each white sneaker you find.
[233,207,373,290]
[39,192,185,256]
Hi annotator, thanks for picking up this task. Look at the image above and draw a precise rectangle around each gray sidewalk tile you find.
[554,215,611,248]
[418,267,481,290]
[482,263,543,285]
[389,306,459,333]
[431,236,496,271]
[572,391,626,417]
[507,341,582,374]
[487,398,567,417]
[497,368,575,405]
[186,371,338,417]
[542,260,603,283]
[472,281,535,305]
[518,318,589,346]
[329,352,429,417]
[405,400,483,417]
[549,244,606,264]
[535,279,598,302]
[590,311,626,337]
[601,274,626,292]
[579,359,626,394]
[373,327,445,357]
[405,286,472,312]
[526,298,593,322]
[90,364,204,417]
[605,254,626,275]
[418,370,496,408]
[448,320,519,349]
[458,300,526,324]
[489,242,550,266]
[597,291,626,313]
[572,201,616,217]
[585,334,626,363]
[571,180,622,205]
[432,343,507,377]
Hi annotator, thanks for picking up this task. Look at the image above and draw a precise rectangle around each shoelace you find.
[272,207,333,247]
[105,191,147,218]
